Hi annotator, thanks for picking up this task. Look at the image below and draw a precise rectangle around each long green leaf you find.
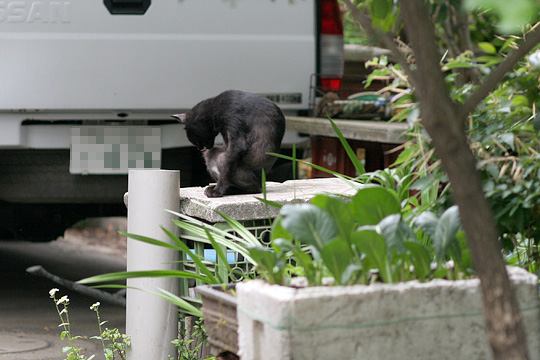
[215,210,260,246]
[167,210,257,262]
[254,196,283,209]
[172,220,254,263]
[92,284,129,289]
[119,231,180,251]
[292,143,297,180]
[172,218,246,249]
[152,288,202,317]
[78,270,209,285]
[92,284,203,317]
[161,226,219,284]
[262,168,267,202]
[205,229,232,284]
[169,211,253,247]
[268,152,355,180]
[329,118,366,175]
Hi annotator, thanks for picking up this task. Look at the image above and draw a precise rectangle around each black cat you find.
[173,90,286,198]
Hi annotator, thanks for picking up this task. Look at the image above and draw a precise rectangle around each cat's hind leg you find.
[204,166,261,197]
[230,166,262,194]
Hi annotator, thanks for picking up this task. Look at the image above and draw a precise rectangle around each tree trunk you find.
[399,1,529,359]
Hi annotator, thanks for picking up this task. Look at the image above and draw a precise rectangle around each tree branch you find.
[463,23,540,115]
[341,0,417,87]
[27,265,126,307]
[398,0,458,120]
[399,1,529,359]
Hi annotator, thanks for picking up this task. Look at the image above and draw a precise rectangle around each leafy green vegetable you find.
[433,206,462,259]
[280,204,337,252]
[320,237,355,285]
[404,242,431,281]
[351,186,401,226]
[351,230,392,283]
[378,214,414,253]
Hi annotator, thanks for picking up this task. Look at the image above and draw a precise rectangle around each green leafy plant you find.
[49,289,130,360]
[380,53,540,273]
[79,209,267,316]
[357,17,540,274]
[169,318,215,360]
[249,186,471,286]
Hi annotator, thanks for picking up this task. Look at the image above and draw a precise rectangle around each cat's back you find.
[216,90,285,136]
[215,90,275,113]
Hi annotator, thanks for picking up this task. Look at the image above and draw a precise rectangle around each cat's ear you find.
[171,113,187,124]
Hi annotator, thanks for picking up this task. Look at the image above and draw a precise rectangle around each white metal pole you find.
[126,169,180,360]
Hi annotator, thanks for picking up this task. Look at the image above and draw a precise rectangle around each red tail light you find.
[321,0,343,35]
[320,78,342,92]
[319,0,344,92]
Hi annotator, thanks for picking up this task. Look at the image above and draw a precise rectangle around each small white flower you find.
[529,50,540,69]
[90,302,100,311]
[49,288,59,298]
[56,295,69,306]
[444,260,455,270]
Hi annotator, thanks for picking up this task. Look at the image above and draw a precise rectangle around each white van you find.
[0,0,343,237]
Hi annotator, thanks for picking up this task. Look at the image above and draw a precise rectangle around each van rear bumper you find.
[0,147,204,203]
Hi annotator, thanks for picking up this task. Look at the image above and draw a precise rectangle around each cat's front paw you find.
[204,185,224,198]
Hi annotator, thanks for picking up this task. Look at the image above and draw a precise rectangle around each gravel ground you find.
[56,217,127,259]
[0,218,127,360]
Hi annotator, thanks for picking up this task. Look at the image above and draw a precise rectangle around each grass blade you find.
[268,152,355,180]
[172,220,255,264]
[91,284,129,289]
[119,231,180,251]
[292,143,297,198]
[262,168,267,202]
[152,288,202,317]
[168,211,254,246]
[254,197,283,209]
[161,226,219,284]
[78,270,210,285]
[328,118,366,175]
[292,143,297,180]
[206,229,233,284]
[215,210,260,247]
[166,210,256,263]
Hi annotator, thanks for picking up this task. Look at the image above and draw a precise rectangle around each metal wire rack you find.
[178,218,274,297]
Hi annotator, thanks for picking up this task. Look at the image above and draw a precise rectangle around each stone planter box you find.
[196,285,238,355]
[237,267,540,360]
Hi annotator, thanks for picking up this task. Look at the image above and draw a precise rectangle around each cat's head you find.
[171,112,215,151]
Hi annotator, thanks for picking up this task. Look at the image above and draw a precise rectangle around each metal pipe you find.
[126,169,180,360]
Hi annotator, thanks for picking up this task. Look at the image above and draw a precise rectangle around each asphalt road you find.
[0,240,125,360]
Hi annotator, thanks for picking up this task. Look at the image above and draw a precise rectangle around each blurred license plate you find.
[70,126,161,174]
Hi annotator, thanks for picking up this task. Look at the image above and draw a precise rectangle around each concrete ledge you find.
[237,267,540,360]
[179,178,356,223]
[286,116,408,144]
[345,44,393,63]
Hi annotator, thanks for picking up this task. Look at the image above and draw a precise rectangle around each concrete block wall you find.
[237,267,540,360]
